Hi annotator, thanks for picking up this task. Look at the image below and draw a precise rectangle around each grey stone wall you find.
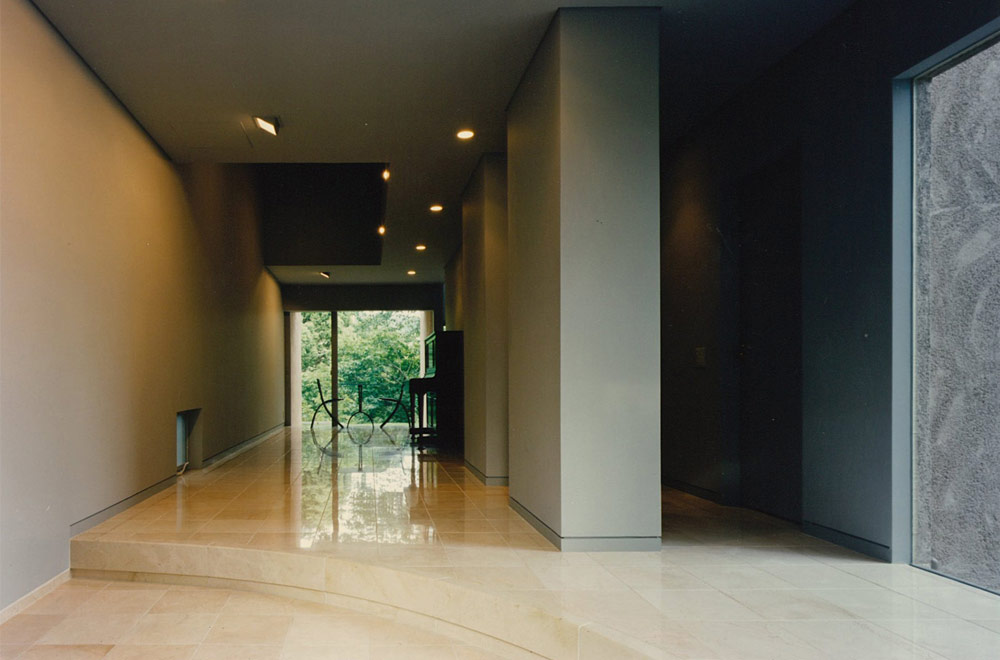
[913,37,1000,593]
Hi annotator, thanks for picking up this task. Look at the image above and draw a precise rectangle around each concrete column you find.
[507,8,661,550]
[462,154,509,485]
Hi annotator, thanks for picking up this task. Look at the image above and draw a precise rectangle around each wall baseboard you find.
[803,520,892,562]
[201,423,285,472]
[662,478,722,503]
[509,497,661,551]
[464,460,508,486]
[70,475,177,536]
[0,569,69,625]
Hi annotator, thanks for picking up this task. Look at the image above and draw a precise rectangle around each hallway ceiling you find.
[33,0,853,285]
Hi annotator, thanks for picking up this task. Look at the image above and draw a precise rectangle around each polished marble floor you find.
[0,578,505,659]
[50,426,1000,657]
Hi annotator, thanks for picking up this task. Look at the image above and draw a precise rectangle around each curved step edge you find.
[70,538,657,659]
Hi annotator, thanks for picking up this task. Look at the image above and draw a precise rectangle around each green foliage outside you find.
[301,310,421,424]
[300,311,332,422]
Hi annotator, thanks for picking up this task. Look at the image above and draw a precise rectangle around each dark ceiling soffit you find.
[281,283,444,313]
[28,1,171,162]
[257,163,387,267]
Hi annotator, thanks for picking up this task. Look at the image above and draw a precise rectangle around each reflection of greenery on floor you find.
[301,310,421,424]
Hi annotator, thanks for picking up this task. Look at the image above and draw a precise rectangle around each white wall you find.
[507,21,563,534]
[507,8,660,548]
[462,154,509,483]
[0,0,284,607]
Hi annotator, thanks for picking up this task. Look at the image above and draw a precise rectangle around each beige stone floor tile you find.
[606,564,710,590]
[444,547,524,567]
[776,620,946,660]
[905,585,1000,620]
[183,533,254,546]
[363,619,463,646]
[191,645,281,660]
[626,619,722,658]
[0,645,30,659]
[100,583,169,593]
[38,615,140,646]
[811,587,956,620]
[21,588,101,616]
[284,615,370,646]
[874,618,1000,660]
[637,588,765,621]
[683,564,796,590]
[834,563,948,591]
[450,645,520,660]
[431,519,498,533]
[971,618,1000,633]
[759,562,878,589]
[369,644,459,659]
[71,589,164,614]
[117,614,216,645]
[438,532,509,548]
[150,589,231,614]
[679,620,831,660]
[723,588,857,620]
[18,645,112,659]
[219,592,293,615]
[278,645,367,660]
[203,615,291,646]
[446,567,546,591]
[527,564,628,591]
[103,644,195,659]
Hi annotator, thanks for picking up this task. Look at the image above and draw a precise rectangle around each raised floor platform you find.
[67,426,1000,659]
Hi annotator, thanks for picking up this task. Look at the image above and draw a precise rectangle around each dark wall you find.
[258,164,386,266]
[660,0,1000,558]
[280,283,444,331]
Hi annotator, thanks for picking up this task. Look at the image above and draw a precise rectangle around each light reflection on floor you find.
[70,426,1000,659]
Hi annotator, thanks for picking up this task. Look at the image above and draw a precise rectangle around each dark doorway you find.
[734,150,803,522]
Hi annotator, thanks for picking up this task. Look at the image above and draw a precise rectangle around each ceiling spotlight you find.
[319,271,330,279]
[253,116,279,136]
[415,244,426,251]
[407,270,416,276]
[382,169,390,181]
[456,129,474,140]
[378,225,386,235]
[429,204,443,212]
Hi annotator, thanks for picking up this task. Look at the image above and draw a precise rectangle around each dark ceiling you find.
[32,0,855,285]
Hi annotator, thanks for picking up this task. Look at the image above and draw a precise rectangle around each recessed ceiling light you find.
[415,244,426,251]
[456,129,474,140]
[382,169,390,181]
[253,116,279,136]
[407,270,416,276]
[378,225,386,235]
[319,271,330,279]
[429,204,443,212]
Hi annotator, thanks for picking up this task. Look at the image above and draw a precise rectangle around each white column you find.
[507,8,661,550]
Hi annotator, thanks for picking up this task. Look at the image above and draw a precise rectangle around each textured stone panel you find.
[913,37,1000,593]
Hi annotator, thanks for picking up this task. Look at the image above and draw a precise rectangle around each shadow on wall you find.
[660,147,725,499]
[180,163,268,308]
